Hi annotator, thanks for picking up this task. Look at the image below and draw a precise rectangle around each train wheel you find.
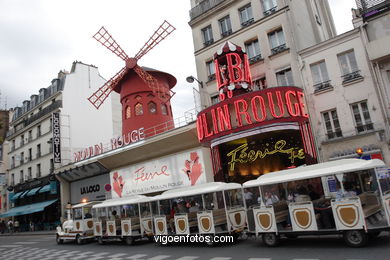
[56,235,63,245]
[125,236,134,245]
[76,235,83,245]
[97,236,105,245]
[262,233,279,247]
[344,230,368,248]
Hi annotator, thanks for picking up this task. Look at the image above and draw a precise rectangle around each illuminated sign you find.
[227,140,305,171]
[52,112,61,163]
[196,87,309,143]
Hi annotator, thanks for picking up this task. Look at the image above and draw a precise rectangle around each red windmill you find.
[88,20,177,137]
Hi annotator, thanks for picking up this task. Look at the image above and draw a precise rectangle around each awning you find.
[26,187,41,197]
[10,191,25,201]
[0,199,58,218]
[38,184,51,193]
[19,190,30,199]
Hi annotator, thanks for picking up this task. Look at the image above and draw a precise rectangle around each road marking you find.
[126,254,148,259]
[176,257,200,260]
[147,256,171,260]
[14,242,38,244]
[0,245,22,247]
[209,258,232,260]
[248,258,272,260]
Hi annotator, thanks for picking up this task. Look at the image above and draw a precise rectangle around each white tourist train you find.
[243,158,390,247]
[56,159,390,247]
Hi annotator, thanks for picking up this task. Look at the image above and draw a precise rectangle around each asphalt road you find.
[0,233,390,260]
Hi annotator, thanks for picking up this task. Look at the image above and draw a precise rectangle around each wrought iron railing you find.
[356,0,390,19]
[342,70,363,83]
[263,6,278,16]
[249,55,263,64]
[326,130,343,140]
[314,80,332,93]
[221,29,232,37]
[208,74,216,81]
[203,39,214,47]
[241,18,254,27]
[356,123,374,133]
[270,43,287,55]
[190,0,226,20]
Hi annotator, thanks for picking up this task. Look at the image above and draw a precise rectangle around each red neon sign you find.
[196,87,309,143]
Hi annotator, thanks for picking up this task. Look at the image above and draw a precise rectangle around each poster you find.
[110,148,207,198]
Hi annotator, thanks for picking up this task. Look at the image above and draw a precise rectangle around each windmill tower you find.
[88,21,177,137]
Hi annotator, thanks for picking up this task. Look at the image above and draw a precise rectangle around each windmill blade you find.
[133,65,175,103]
[88,66,128,109]
[134,20,176,60]
[93,26,129,61]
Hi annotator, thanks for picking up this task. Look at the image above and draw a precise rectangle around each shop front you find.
[197,41,317,183]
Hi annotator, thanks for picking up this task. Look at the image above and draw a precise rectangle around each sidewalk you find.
[0,230,56,236]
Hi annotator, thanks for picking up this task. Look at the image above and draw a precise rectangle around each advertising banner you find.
[70,174,110,204]
[110,148,207,198]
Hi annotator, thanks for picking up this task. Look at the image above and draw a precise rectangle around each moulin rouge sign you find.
[197,41,309,143]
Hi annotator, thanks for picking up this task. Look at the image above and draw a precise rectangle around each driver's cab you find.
[72,201,101,234]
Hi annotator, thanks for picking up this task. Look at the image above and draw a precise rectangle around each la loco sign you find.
[197,86,309,143]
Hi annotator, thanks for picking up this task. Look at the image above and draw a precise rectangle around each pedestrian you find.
[0,220,5,234]
[14,220,20,232]
[7,220,13,233]
[29,221,34,232]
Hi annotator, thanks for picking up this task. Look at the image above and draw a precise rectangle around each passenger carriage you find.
[56,201,101,245]
[92,195,155,245]
[152,182,246,245]
[243,159,390,247]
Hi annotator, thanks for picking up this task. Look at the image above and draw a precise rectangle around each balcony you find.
[221,29,232,38]
[241,18,254,27]
[190,0,226,20]
[356,0,390,20]
[203,39,214,47]
[314,80,333,93]
[342,70,363,84]
[356,123,374,133]
[270,44,287,55]
[263,6,278,16]
[248,55,263,64]
[326,130,343,140]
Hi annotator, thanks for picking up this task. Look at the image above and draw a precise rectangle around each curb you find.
[0,231,55,236]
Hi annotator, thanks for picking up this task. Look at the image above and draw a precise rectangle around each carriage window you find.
[84,207,92,219]
[73,208,82,220]
[140,202,151,217]
[243,187,261,207]
[224,189,244,209]
[97,208,107,218]
[377,167,390,194]
[108,206,120,219]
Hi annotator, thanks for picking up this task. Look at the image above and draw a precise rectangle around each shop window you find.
[148,101,157,114]
[161,103,168,115]
[125,106,131,119]
[135,103,143,116]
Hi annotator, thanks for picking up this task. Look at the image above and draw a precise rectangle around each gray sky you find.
[0,0,356,118]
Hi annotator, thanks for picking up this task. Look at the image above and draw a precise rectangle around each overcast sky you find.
[0,0,356,118]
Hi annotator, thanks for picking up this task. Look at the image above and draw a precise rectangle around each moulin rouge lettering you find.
[227,140,305,171]
[134,165,169,182]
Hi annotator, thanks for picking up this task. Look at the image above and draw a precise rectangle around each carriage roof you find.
[243,159,386,188]
[92,194,151,209]
[153,182,242,201]
[72,201,102,209]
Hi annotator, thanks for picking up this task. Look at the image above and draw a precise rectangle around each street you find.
[0,233,390,260]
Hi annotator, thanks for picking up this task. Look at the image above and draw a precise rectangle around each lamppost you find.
[186,75,205,112]
[66,202,72,220]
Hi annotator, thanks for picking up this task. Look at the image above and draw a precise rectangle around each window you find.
[50,159,54,173]
[322,110,342,139]
[37,144,41,158]
[36,164,41,178]
[148,102,157,114]
[206,60,216,81]
[37,125,41,137]
[310,61,331,91]
[262,0,277,16]
[351,101,373,133]
[20,170,24,183]
[11,156,15,168]
[20,134,24,146]
[28,167,32,180]
[338,50,361,82]
[268,29,286,55]
[161,104,168,115]
[135,103,143,116]
[211,95,220,105]
[12,140,15,151]
[28,130,32,142]
[239,4,254,26]
[276,68,294,86]
[20,152,24,164]
[125,106,131,119]
[219,16,232,37]
[49,118,52,131]
[202,25,214,46]
[245,39,261,64]
[252,77,267,90]
[28,148,32,162]
[11,173,15,186]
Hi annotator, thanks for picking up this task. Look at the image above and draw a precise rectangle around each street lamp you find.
[186,75,205,112]
[186,75,203,88]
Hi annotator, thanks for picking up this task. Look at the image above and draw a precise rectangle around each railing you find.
[241,18,254,27]
[342,70,363,83]
[203,39,214,47]
[263,6,278,16]
[314,80,332,93]
[326,130,343,140]
[270,43,287,55]
[356,0,390,19]
[190,0,226,20]
[249,55,263,64]
[356,123,374,133]
[208,74,216,81]
[221,29,232,37]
